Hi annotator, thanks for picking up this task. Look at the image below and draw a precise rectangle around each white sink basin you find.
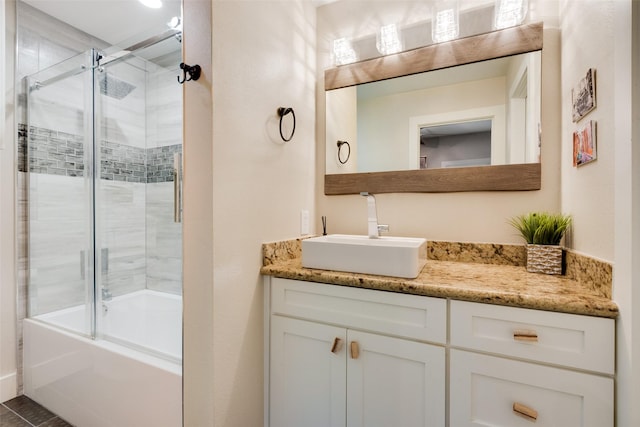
[301,234,427,279]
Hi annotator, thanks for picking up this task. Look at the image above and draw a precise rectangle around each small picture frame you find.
[573,120,597,167]
[572,68,596,122]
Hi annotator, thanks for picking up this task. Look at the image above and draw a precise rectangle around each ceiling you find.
[23,0,333,48]
[22,0,182,47]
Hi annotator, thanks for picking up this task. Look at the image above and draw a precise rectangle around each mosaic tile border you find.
[18,124,180,183]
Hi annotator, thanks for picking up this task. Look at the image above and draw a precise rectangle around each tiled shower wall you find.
[18,125,182,315]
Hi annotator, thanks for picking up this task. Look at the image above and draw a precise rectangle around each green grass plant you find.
[509,212,572,246]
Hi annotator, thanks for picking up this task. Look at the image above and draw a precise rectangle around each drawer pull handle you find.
[330,337,342,354]
[513,402,538,421]
[350,341,360,359]
[513,330,538,342]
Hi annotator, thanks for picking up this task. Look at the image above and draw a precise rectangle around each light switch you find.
[300,209,310,235]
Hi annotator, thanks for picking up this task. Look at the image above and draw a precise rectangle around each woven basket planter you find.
[526,244,563,275]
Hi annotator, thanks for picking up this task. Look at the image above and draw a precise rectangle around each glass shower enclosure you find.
[17,2,183,427]
[22,31,183,426]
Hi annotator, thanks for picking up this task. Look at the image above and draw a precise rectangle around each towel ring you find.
[277,107,296,142]
[337,140,351,164]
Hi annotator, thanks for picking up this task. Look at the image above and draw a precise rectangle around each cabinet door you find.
[270,316,347,427]
[450,349,614,427]
[346,330,446,427]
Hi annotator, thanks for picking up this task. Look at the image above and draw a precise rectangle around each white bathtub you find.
[23,290,182,427]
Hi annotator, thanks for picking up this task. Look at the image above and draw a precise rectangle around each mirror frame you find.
[324,22,543,195]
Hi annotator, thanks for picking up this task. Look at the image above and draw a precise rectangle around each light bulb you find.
[495,0,528,29]
[333,38,357,66]
[432,0,459,43]
[376,24,403,55]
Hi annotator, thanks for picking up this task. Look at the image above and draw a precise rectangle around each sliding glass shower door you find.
[25,49,100,337]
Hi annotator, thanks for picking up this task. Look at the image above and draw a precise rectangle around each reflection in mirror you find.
[420,120,492,169]
[326,51,541,174]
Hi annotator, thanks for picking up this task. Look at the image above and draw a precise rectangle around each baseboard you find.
[0,372,17,402]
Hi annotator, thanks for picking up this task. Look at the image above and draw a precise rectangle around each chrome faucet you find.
[360,192,389,238]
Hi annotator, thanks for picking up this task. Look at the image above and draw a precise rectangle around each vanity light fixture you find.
[494,0,528,29]
[432,0,459,43]
[376,24,403,55]
[333,38,357,66]
[138,0,162,8]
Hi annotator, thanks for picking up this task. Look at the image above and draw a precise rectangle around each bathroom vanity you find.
[261,241,617,427]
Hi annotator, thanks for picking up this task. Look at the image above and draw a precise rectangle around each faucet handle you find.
[377,224,389,234]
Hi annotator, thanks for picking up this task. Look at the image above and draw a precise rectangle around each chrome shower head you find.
[98,74,136,100]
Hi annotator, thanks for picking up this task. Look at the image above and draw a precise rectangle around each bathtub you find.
[23,290,182,427]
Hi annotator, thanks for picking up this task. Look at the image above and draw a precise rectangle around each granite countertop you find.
[261,240,619,319]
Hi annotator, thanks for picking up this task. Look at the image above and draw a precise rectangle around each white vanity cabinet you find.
[264,278,616,427]
[449,300,615,427]
[266,278,447,427]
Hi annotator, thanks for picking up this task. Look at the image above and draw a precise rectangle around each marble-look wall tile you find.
[145,182,182,294]
[99,60,146,149]
[28,174,89,315]
[99,180,147,297]
[146,60,182,149]
[25,174,148,316]
[21,165,182,316]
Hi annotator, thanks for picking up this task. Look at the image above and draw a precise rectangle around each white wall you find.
[560,0,615,261]
[558,1,640,424]
[316,1,562,244]
[613,1,640,423]
[207,1,317,425]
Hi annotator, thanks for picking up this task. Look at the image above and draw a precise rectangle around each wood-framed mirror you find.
[324,22,543,195]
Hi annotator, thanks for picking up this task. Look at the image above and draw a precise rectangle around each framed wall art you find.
[572,68,596,122]
[573,120,597,167]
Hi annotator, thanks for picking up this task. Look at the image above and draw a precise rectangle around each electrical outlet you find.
[300,209,310,235]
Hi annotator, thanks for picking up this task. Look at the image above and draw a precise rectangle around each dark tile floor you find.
[0,396,73,427]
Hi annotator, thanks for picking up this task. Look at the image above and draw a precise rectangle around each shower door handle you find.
[174,153,182,223]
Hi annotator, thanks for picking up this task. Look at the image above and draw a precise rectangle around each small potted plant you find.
[509,212,572,275]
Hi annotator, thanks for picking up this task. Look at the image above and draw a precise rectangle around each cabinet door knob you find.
[350,341,360,359]
[330,337,342,353]
[513,402,538,421]
[513,330,539,342]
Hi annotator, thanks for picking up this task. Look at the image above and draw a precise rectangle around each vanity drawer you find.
[450,300,614,374]
[270,278,447,344]
[450,349,613,427]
